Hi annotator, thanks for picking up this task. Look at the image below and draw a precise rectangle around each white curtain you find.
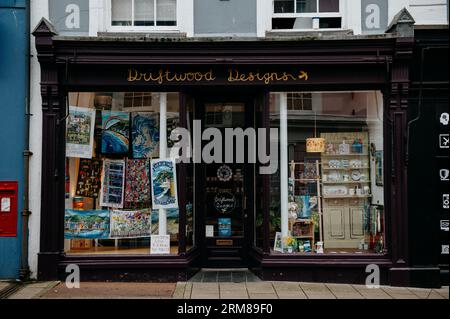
[135,0,155,25]
[156,0,176,24]
[111,0,132,25]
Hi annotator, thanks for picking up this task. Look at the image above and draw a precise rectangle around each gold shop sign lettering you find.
[127,68,309,84]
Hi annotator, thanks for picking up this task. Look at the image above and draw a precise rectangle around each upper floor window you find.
[111,0,177,28]
[272,0,342,30]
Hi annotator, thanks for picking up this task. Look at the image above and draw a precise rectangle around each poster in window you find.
[151,159,178,209]
[109,209,151,238]
[100,159,125,208]
[124,158,151,208]
[132,112,159,159]
[66,106,96,158]
[75,158,102,198]
[64,209,110,239]
[218,218,231,237]
[101,111,130,154]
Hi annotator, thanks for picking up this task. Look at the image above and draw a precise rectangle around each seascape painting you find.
[150,159,178,209]
[101,111,130,154]
[132,112,159,158]
[64,209,110,239]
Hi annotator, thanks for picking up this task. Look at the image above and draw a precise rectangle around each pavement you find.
[1,280,448,299]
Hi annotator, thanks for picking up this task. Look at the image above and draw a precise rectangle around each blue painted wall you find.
[0,0,27,279]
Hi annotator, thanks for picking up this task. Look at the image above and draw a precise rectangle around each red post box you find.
[0,181,18,237]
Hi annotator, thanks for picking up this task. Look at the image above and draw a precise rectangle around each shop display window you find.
[64,92,181,255]
[269,91,386,255]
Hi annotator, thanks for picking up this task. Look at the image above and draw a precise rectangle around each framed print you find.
[75,158,102,198]
[274,231,283,252]
[66,106,96,158]
[64,209,110,239]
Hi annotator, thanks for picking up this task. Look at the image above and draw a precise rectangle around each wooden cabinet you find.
[320,132,370,249]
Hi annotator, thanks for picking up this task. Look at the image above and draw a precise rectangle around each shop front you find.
[33,18,425,286]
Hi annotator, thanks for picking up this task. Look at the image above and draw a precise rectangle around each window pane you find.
[156,0,176,26]
[296,0,317,13]
[274,0,295,13]
[135,0,155,26]
[269,91,386,255]
[319,0,339,12]
[65,92,181,256]
[111,0,132,26]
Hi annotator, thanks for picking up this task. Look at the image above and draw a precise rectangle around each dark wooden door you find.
[195,95,255,268]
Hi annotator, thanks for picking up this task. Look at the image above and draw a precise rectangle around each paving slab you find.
[246,282,275,293]
[183,282,193,299]
[352,285,393,299]
[40,282,176,299]
[300,282,336,299]
[380,286,419,299]
[249,293,278,299]
[432,287,449,299]
[326,284,364,299]
[173,282,186,299]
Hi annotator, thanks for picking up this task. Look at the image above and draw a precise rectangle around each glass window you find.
[111,0,177,27]
[64,92,180,255]
[269,91,386,255]
[272,0,341,30]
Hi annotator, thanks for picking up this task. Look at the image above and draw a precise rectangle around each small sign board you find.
[150,235,170,254]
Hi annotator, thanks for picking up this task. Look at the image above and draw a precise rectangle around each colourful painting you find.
[100,159,125,208]
[66,106,96,158]
[151,159,178,209]
[75,159,102,198]
[132,112,159,158]
[64,209,110,239]
[124,159,151,208]
[101,111,130,154]
[151,208,179,235]
[110,209,151,238]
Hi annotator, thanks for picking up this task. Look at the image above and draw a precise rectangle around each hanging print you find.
[109,209,152,238]
[75,159,102,198]
[100,159,125,208]
[124,158,151,208]
[66,106,96,158]
[64,209,110,239]
[132,112,160,158]
[151,159,178,209]
[101,111,130,154]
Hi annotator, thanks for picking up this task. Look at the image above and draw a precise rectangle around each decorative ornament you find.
[217,164,233,182]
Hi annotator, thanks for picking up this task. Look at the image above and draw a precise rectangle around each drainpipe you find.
[19,1,32,281]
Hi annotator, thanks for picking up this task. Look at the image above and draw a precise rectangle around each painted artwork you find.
[151,208,179,235]
[151,159,178,209]
[75,159,102,198]
[110,209,151,238]
[101,111,130,154]
[100,159,125,208]
[124,159,151,209]
[66,106,96,158]
[167,114,180,149]
[64,209,110,239]
[132,112,159,158]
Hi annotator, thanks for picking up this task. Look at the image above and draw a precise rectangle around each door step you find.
[189,269,261,283]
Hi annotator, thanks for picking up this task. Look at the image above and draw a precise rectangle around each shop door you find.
[195,95,255,268]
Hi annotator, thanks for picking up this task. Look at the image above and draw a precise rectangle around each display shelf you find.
[322,195,372,199]
[323,181,370,184]
[322,166,370,170]
[322,153,369,157]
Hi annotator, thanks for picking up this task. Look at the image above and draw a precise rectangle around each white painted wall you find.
[29,0,49,279]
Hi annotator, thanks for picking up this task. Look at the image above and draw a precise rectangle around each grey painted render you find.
[194,0,257,36]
